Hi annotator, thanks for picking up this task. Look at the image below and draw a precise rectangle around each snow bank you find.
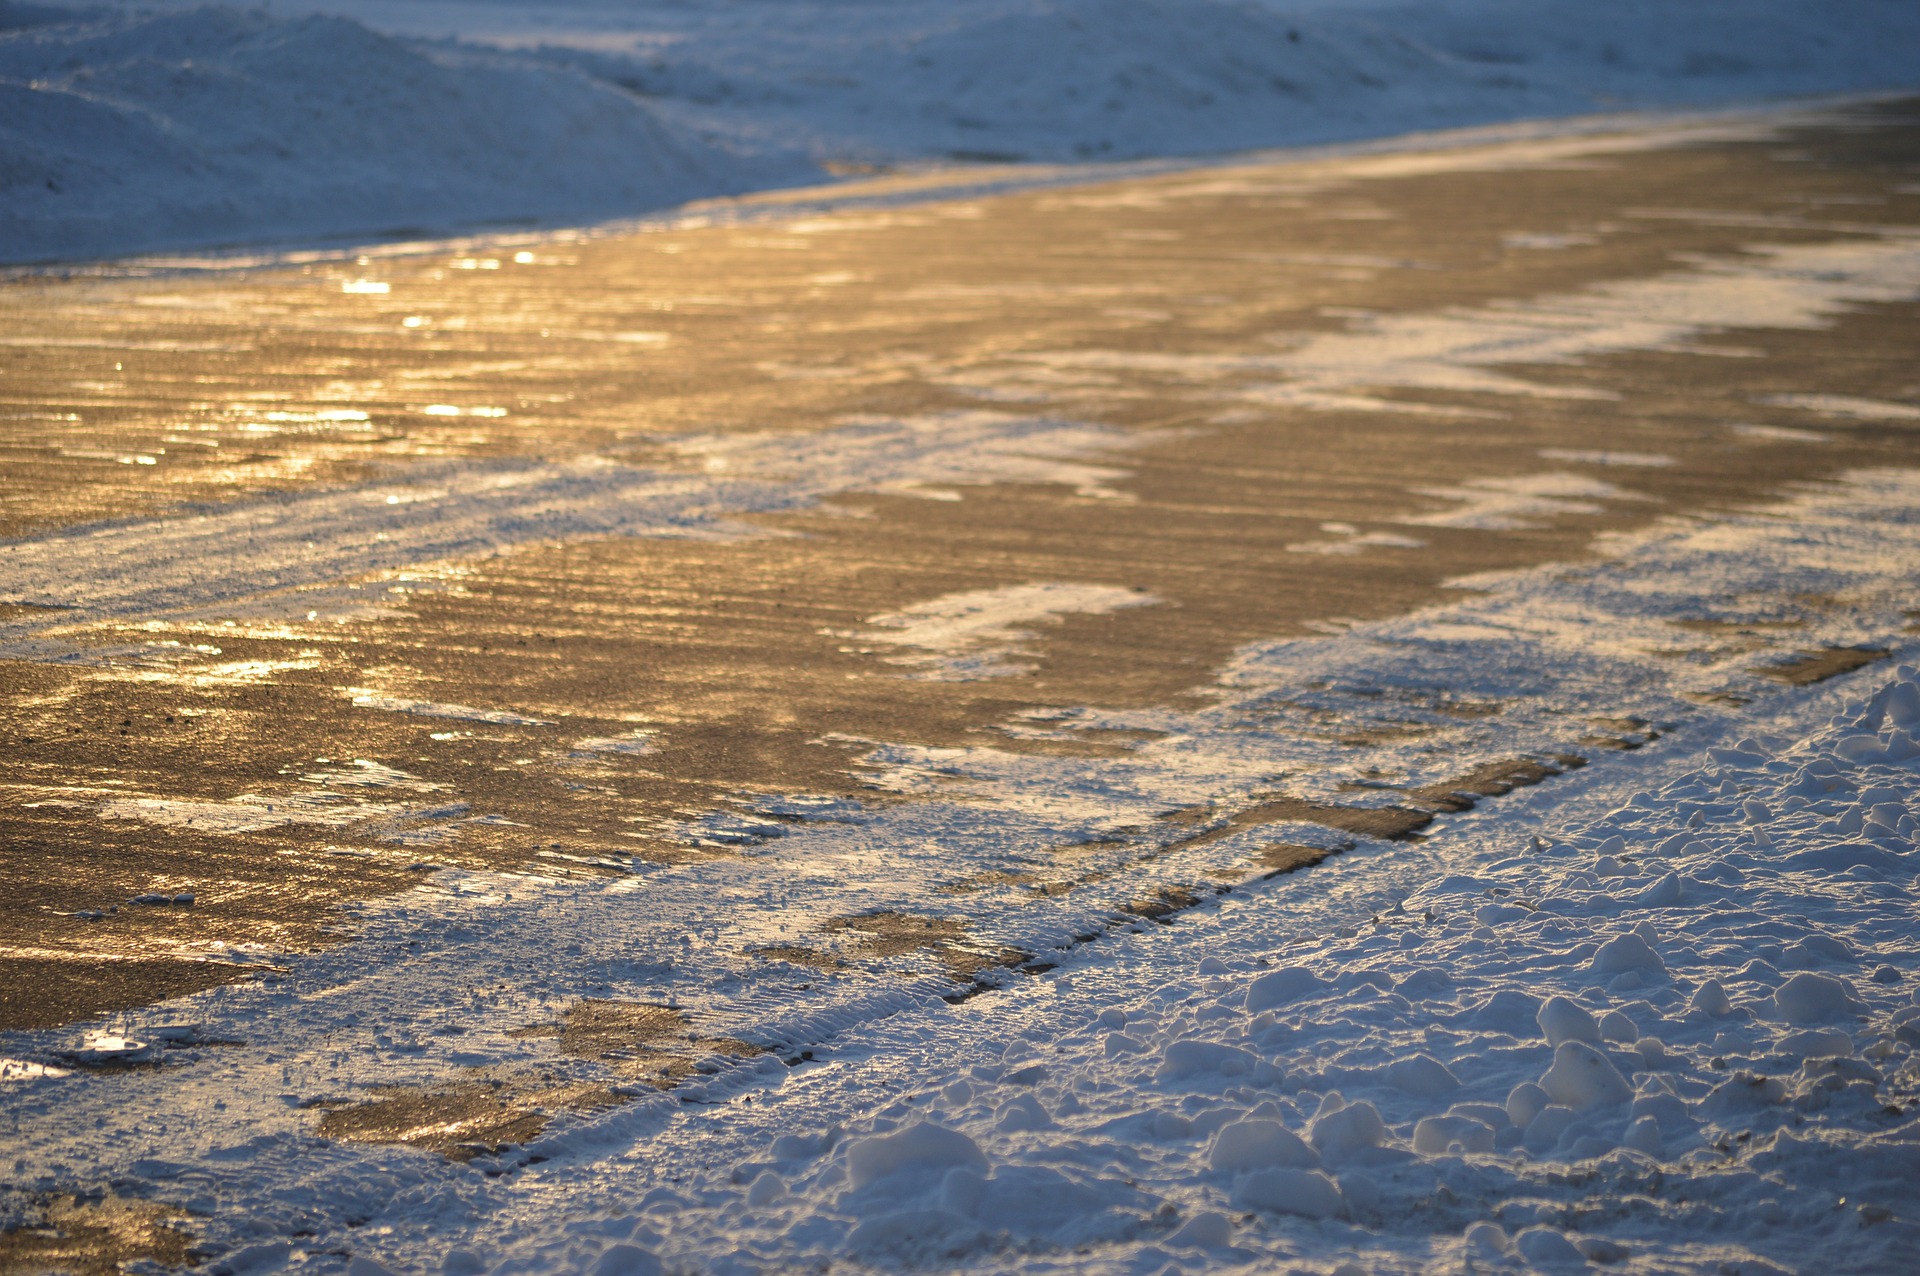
[496,0,1920,165]
[7,0,1920,264]
[0,3,808,264]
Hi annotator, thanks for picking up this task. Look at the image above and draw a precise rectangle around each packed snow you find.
[6,0,1920,263]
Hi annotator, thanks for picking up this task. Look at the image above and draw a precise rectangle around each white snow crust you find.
[5,0,1920,263]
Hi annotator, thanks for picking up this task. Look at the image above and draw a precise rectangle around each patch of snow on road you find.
[1760,393,1920,422]
[348,689,555,726]
[1405,471,1639,530]
[97,758,464,836]
[1538,448,1676,467]
[1001,235,1920,419]
[623,664,1920,1274]
[841,582,1160,680]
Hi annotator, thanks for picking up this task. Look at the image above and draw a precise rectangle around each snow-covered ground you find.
[5,0,1920,263]
[0,3,808,266]
[5,462,1920,1273]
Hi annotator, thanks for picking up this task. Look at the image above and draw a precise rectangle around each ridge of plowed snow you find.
[0,4,814,264]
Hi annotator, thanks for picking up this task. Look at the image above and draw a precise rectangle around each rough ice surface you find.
[5,0,1920,261]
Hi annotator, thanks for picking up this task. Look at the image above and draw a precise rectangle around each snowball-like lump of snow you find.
[1465,1221,1513,1256]
[1524,1105,1577,1153]
[1506,1082,1551,1128]
[745,1171,787,1207]
[1411,1114,1495,1156]
[1515,1227,1586,1266]
[1591,933,1666,977]
[846,1122,989,1188]
[1167,1211,1233,1249]
[1779,1028,1853,1059]
[1835,734,1889,765]
[1880,680,1920,729]
[1231,1166,1346,1219]
[1772,971,1866,1023]
[1537,995,1601,1046]
[1158,1039,1259,1080]
[995,1093,1053,1133]
[1384,1053,1461,1098]
[1624,1115,1663,1156]
[1465,988,1543,1033]
[1245,966,1328,1012]
[591,1245,663,1276]
[1689,979,1733,1017]
[1308,1096,1387,1160]
[1538,1041,1633,1110]
[1208,1119,1319,1172]
[1631,872,1684,908]
[1599,1010,1638,1043]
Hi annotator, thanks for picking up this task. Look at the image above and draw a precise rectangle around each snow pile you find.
[543,0,1577,166]
[515,0,1920,165]
[0,4,808,264]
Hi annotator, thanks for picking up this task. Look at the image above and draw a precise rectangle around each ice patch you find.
[0,1058,71,1082]
[1730,422,1830,442]
[569,733,657,757]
